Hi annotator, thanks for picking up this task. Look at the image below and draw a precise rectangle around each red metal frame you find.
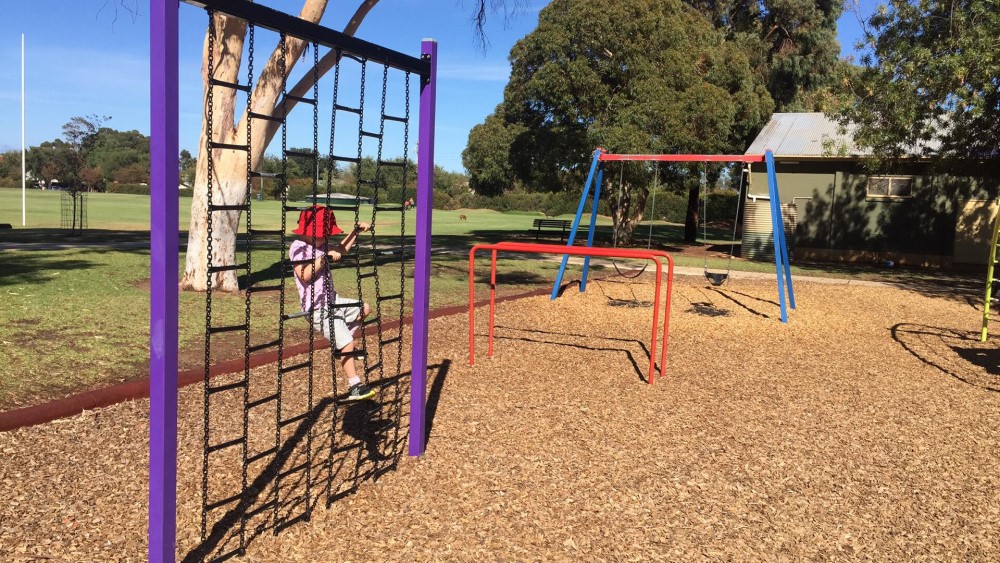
[469,242,675,384]
[598,153,766,163]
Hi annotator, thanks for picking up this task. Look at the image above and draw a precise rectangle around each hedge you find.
[104,184,152,195]
[96,181,740,225]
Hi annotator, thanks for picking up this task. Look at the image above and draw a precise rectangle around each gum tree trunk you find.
[610,180,647,247]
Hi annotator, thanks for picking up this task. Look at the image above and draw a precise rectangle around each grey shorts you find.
[311,295,365,350]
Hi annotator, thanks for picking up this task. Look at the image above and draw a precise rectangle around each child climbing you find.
[289,205,375,401]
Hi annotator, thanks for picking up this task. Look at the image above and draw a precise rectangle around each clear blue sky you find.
[0,1,876,172]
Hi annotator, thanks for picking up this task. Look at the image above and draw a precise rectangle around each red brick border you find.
[0,287,552,432]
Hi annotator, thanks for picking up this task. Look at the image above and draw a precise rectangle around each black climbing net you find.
[198,8,417,559]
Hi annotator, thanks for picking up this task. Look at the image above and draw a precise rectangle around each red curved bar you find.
[598,153,766,163]
[469,242,675,384]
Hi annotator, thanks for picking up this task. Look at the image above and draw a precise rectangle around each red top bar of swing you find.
[598,153,766,163]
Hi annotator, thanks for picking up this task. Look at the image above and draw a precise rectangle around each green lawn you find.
[0,187,960,409]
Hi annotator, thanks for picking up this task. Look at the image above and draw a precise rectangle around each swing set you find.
[551,148,796,323]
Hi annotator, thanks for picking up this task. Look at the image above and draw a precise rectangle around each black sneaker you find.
[345,382,376,401]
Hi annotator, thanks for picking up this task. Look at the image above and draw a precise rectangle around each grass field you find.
[0,187,971,408]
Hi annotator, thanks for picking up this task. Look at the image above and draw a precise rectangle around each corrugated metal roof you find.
[746,112,943,158]
[745,113,859,157]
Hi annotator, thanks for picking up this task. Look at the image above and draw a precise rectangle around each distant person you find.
[289,205,375,401]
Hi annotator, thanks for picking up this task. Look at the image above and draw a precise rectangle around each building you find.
[743,113,1000,268]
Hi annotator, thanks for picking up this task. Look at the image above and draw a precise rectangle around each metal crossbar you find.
[599,153,766,163]
[183,0,430,76]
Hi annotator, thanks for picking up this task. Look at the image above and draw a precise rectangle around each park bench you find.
[531,218,572,242]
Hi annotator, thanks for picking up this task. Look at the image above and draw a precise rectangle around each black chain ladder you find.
[323,50,344,501]
[201,10,256,558]
[200,10,217,546]
[272,32,289,533]
[243,19,287,535]
[368,64,391,389]
[273,34,323,532]
[352,59,374,386]
[302,40,321,522]
[396,72,412,378]
[237,21,255,555]
[387,70,412,462]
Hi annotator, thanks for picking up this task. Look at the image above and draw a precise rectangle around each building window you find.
[867,176,914,199]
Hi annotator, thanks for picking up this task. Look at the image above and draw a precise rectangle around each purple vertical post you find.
[149,0,179,560]
[409,39,437,457]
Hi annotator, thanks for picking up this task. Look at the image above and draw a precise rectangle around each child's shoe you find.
[345,382,376,401]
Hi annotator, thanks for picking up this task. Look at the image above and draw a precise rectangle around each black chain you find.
[201,8,216,544]
[352,59,369,383]
[397,71,410,392]
[303,40,320,522]
[323,49,342,502]
[273,32,288,534]
[367,64,389,386]
[237,21,255,556]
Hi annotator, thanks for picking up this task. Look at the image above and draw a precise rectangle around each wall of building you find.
[747,159,1000,266]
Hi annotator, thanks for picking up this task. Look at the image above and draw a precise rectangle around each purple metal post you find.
[409,39,437,457]
[149,0,179,560]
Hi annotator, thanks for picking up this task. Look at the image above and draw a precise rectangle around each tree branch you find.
[229,0,331,166]
[256,0,381,151]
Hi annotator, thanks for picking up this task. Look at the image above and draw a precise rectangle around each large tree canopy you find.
[463,0,774,241]
[688,1,846,111]
[840,0,1000,164]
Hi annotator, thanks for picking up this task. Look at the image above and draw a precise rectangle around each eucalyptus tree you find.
[840,0,1000,166]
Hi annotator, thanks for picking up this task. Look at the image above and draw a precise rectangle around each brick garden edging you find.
[0,287,553,432]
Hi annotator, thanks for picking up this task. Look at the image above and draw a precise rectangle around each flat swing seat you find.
[705,271,728,286]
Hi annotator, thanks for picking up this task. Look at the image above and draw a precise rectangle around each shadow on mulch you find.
[184,361,451,562]
[709,288,772,318]
[891,323,1000,393]
[672,285,768,319]
[492,326,649,383]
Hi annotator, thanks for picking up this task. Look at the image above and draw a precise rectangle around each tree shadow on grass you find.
[0,253,102,287]
[890,323,1000,393]
[0,228,156,246]
[0,244,146,287]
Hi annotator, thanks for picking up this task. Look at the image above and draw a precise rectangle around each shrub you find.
[105,183,151,195]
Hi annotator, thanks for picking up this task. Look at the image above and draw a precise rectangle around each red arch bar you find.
[599,153,765,163]
[469,242,675,384]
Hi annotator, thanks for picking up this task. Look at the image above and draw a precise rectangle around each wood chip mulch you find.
[1,274,998,561]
